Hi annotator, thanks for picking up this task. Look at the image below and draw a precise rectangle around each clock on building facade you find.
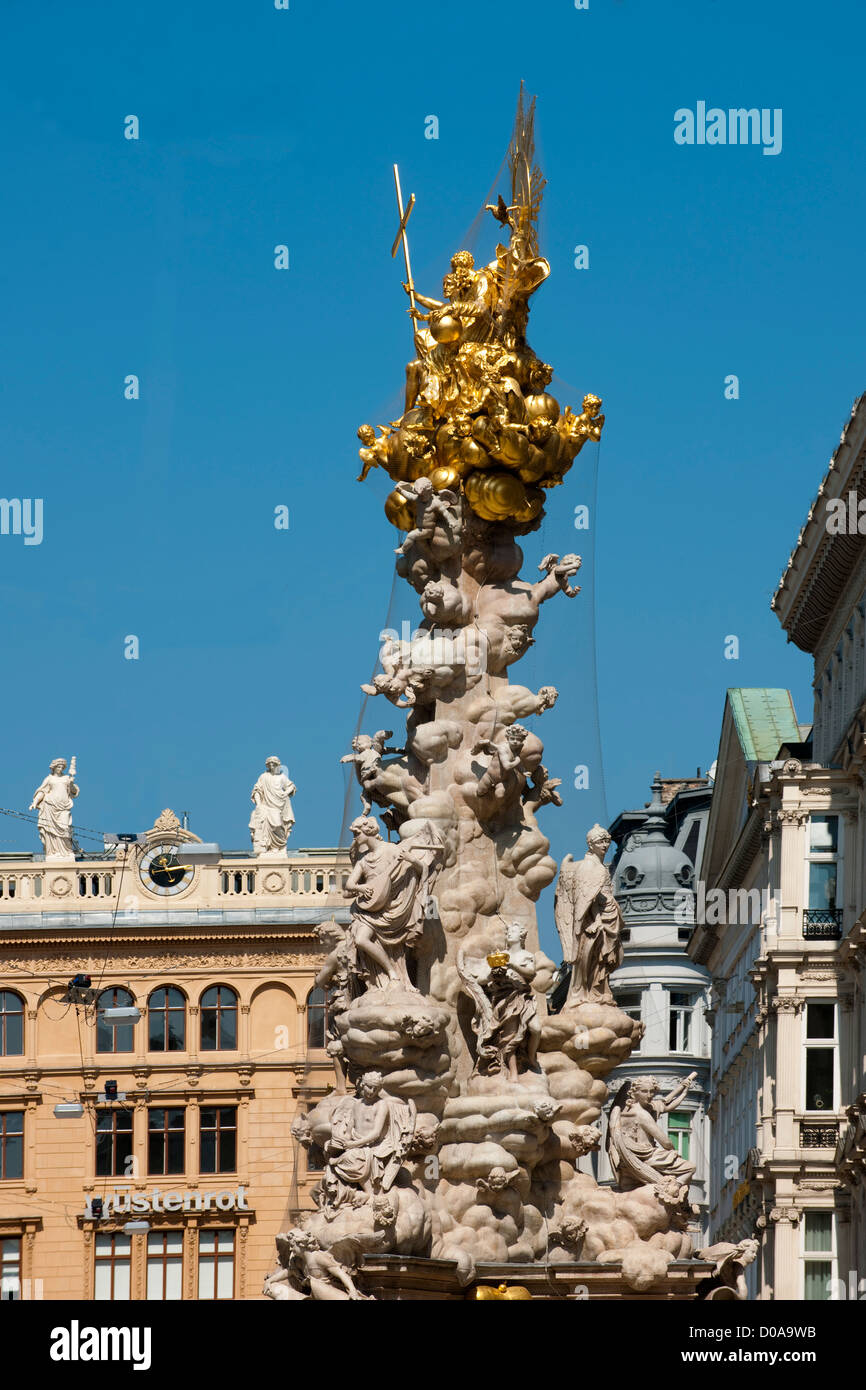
[138,843,195,895]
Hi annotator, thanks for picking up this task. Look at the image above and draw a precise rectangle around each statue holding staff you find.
[30,757,79,860]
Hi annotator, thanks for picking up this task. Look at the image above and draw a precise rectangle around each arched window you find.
[148,988,186,1052]
[0,992,24,1056]
[96,987,136,1054]
[306,987,327,1050]
[200,987,237,1051]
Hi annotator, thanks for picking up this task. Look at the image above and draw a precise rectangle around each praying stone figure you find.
[249,756,296,857]
[606,1073,698,1200]
[325,1070,417,1200]
[30,757,78,860]
[345,816,443,993]
[457,923,541,1079]
[554,824,624,1006]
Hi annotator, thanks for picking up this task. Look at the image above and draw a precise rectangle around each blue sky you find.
[2,0,862,951]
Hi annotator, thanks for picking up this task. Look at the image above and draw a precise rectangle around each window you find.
[200,1107,237,1174]
[803,1211,836,1300]
[669,992,694,1052]
[96,1108,133,1177]
[804,1002,837,1112]
[0,993,24,1056]
[148,1108,185,1176]
[668,1110,691,1160]
[306,987,327,1050]
[0,1112,23,1181]
[200,987,237,1051]
[198,1230,235,1300]
[805,816,842,936]
[614,991,642,1053]
[1,1238,21,1300]
[148,988,186,1052]
[96,987,136,1053]
[94,1232,131,1300]
[146,1231,183,1300]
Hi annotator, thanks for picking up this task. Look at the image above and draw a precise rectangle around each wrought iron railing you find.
[803,909,843,939]
[800,1121,839,1149]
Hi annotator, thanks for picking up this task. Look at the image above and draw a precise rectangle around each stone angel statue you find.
[554,824,624,1007]
[606,1074,697,1198]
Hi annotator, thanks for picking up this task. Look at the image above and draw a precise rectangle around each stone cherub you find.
[420,578,470,627]
[30,757,79,860]
[474,552,583,674]
[554,824,624,1006]
[393,477,462,557]
[606,1073,698,1198]
[466,685,559,744]
[471,724,530,804]
[457,923,542,1080]
[524,762,563,811]
[340,729,420,818]
[361,637,430,709]
[538,552,581,597]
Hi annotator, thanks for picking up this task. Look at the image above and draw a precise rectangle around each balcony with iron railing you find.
[803,908,843,940]
[799,1118,841,1150]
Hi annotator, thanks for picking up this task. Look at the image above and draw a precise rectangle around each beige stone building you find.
[692,390,866,1299]
[0,809,346,1301]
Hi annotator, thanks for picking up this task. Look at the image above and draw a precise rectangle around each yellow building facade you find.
[0,810,345,1301]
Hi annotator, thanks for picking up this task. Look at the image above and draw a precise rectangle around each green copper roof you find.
[727,688,800,763]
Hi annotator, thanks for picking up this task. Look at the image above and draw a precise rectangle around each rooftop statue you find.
[30,757,78,860]
[249,755,296,857]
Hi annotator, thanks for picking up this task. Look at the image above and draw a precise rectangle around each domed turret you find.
[613,773,696,910]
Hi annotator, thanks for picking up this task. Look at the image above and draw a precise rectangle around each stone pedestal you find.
[356,1254,715,1301]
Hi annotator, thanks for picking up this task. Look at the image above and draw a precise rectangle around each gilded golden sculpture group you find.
[265,89,730,1302]
[357,93,603,530]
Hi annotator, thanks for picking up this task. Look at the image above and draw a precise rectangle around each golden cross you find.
[391,164,420,337]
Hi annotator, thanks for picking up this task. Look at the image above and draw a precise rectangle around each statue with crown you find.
[267,88,710,1302]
